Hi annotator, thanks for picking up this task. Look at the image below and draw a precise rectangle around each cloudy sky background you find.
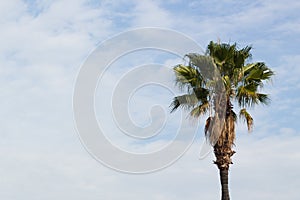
[1,0,300,199]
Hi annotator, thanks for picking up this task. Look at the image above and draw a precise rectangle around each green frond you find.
[208,41,237,63]
[257,93,270,105]
[239,45,252,60]
[236,84,257,107]
[222,75,231,94]
[207,41,253,86]
[232,67,243,86]
[189,101,210,117]
[239,108,253,132]
[236,61,273,107]
[243,63,257,72]
[173,64,202,90]
[244,62,274,84]
[170,40,274,141]
[193,87,210,101]
[236,84,270,107]
[170,94,199,112]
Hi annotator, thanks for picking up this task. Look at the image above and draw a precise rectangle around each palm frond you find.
[242,63,257,73]
[185,54,217,80]
[236,83,270,107]
[257,93,270,105]
[173,64,202,91]
[239,108,253,132]
[193,87,210,101]
[207,41,254,90]
[189,101,210,117]
[222,75,231,94]
[244,62,274,85]
[170,94,199,112]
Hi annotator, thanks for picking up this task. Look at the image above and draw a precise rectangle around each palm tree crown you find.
[170,41,274,200]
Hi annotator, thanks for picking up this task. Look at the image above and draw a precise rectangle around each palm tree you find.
[170,41,274,200]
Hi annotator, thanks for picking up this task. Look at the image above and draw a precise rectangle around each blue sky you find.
[1,0,300,199]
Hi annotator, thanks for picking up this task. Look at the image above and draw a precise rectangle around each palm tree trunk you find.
[219,168,230,200]
[214,141,234,200]
[213,99,234,200]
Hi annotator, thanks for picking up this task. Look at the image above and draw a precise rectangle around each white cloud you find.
[130,0,173,28]
[0,0,300,199]
[1,131,299,200]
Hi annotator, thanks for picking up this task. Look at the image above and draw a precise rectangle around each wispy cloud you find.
[0,0,299,199]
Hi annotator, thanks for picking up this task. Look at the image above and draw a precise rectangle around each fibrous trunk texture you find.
[214,143,235,200]
[213,99,236,200]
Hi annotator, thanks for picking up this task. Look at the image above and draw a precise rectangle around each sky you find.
[1,0,300,199]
